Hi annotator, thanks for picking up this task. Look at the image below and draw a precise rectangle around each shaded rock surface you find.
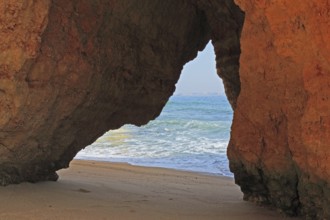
[0,0,329,219]
[0,0,212,183]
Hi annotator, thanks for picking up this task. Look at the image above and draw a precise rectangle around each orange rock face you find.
[229,0,330,218]
[0,0,329,219]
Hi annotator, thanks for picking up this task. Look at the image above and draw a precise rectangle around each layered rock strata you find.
[0,0,329,219]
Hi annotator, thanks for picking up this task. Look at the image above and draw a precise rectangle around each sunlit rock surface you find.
[0,0,329,219]
[229,0,330,219]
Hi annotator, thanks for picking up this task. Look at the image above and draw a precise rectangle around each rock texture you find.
[0,0,329,219]
[229,0,330,219]
[0,0,212,184]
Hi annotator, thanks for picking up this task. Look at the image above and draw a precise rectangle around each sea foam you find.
[76,96,233,177]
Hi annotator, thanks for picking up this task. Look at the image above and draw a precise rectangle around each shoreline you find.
[0,160,302,220]
[74,158,234,178]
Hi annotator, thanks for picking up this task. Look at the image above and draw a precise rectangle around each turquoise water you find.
[76,96,233,176]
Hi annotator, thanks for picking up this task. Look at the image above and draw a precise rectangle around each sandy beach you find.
[0,160,301,220]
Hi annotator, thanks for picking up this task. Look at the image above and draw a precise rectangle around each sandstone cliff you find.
[0,0,329,219]
[229,1,330,219]
[0,0,211,184]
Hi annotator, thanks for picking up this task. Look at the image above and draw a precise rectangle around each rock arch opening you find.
[0,0,244,187]
[76,42,234,176]
[0,0,328,218]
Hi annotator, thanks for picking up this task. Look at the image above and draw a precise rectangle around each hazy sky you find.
[174,42,224,96]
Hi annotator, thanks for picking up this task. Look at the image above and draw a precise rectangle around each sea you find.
[75,95,233,177]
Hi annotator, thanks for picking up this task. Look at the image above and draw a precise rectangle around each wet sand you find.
[0,160,301,220]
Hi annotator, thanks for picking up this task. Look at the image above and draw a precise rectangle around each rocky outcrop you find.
[197,0,244,109]
[229,0,330,219]
[0,0,329,219]
[0,0,213,184]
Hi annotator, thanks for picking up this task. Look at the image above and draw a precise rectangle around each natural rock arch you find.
[0,0,329,219]
[0,0,242,184]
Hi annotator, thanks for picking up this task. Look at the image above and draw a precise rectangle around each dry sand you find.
[0,160,302,220]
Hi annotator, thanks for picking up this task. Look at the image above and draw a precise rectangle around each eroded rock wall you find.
[229,0,330,219]
[0,0,243,185]
[0,0,329,219]
[197,0,244,109]
[0,0,211,184]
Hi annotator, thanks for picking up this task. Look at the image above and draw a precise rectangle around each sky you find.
[173,42,224,96]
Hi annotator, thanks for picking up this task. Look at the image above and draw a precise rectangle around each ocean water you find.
[76,96,233,177]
